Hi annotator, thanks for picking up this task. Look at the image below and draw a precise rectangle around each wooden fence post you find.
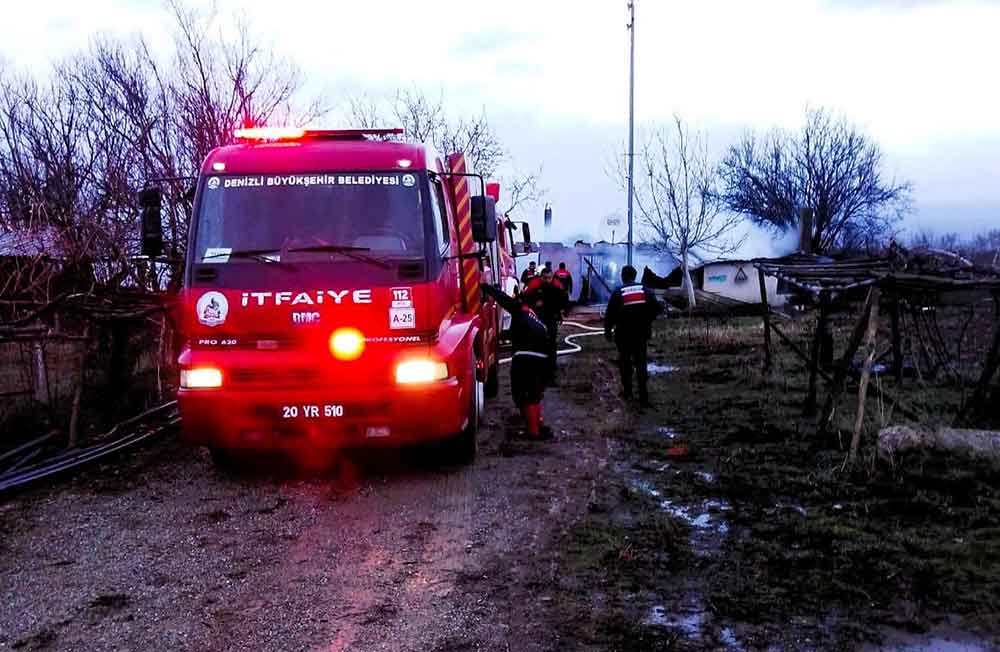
[31,341,49,405]
[849,288,881,465]
[890,293,903,383]
[68,323,91,449]
[804,291,830,417]
[758,268,772,373]
[817,287,877,438]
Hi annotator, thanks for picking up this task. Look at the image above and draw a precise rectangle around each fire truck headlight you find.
[395,360,449,384]
[330,328,365,360]
[181,367,223,389]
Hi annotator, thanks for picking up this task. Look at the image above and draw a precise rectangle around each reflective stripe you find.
[513,351,548,359]
[622,285,645,305]
[447,153,480,313]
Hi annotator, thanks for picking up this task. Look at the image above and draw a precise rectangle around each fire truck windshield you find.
[193,171,426,264]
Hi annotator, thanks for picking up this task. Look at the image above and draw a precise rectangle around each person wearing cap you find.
[604,265,662,407]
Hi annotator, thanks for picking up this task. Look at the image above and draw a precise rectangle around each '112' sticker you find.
[389,287,415,330]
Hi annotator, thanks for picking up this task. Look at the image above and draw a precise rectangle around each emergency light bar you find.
[233,126,306,141]
[233,127,405,142]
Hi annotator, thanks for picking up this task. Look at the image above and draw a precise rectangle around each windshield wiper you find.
[201,248,296,269]
[285,244,392,269]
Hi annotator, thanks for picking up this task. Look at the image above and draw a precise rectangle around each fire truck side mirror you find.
[138,187,164,258]
[470,195,497,243]
[521,222,532,246]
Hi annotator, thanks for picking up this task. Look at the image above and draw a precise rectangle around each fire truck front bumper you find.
[177,379,468,450]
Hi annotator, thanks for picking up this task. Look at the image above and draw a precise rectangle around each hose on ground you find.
[499,320,604,365]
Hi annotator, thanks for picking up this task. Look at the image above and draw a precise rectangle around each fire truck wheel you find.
[484,362,499,399]
[445,364,480,465]
[208,447,237,470]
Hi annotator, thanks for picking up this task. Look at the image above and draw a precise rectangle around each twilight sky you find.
[3,0,998,254]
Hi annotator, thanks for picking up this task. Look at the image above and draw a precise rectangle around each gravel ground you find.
[0,333,617,652]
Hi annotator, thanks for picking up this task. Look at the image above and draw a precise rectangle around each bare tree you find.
[910,230,961,252]
[345,88,544,219]
[719,108,910,254]
[910,228,1000,268]
[972,229,1000,266]
[346,88,506,179]
[0,1,322,297]
[499,166,545,218]
[632,117,744,308]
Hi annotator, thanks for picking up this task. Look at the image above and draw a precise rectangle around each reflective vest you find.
[621,284,646,307]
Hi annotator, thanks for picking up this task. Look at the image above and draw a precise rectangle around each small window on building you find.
[734,266,749,283]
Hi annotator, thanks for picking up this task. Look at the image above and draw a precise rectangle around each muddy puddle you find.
[624,425,999,652]
[619,418,746,649]
[646,362,677,375]
[657,426,680,439]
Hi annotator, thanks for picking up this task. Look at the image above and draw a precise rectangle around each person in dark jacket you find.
[519,260,538,286]
[554,262,573,299]
[521,268,567,386]
[481,284,553,440]
[604,265,662,407]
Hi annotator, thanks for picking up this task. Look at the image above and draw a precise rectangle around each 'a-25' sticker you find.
[389,287,415,329]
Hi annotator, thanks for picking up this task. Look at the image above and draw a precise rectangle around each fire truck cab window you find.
[429,178,449,252]
[194,172,426,261]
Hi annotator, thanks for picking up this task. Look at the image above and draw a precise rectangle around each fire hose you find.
[499,320,605,365]
[0,402,179,496]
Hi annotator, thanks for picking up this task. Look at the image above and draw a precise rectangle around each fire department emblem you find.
[196,291,228,327]
[207,177,220,190]
[402,174,415,187]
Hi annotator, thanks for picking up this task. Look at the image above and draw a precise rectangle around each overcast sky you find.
[3,0,998,253]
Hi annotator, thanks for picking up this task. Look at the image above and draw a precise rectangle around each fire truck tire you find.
[445,362,480,465]
[484,362,499,399]
[208,447,237,470]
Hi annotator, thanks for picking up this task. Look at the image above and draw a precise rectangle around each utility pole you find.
[626,0,635,267]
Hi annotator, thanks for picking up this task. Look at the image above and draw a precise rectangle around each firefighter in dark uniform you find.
[520,260,538,286]
[521,267,567,386]
[481,284,553,439]
[604,265,662,407]
[554,262,574,299]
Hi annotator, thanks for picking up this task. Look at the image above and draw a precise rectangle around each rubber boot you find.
[524,402,541,438]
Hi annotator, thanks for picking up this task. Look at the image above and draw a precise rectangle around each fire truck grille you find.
[230,367,320,387]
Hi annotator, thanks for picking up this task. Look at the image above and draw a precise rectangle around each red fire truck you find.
[139,127,528,465]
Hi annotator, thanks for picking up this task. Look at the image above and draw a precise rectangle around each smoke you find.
[733,223,799,259]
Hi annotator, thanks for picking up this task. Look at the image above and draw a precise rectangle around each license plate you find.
[280,404,345,419]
